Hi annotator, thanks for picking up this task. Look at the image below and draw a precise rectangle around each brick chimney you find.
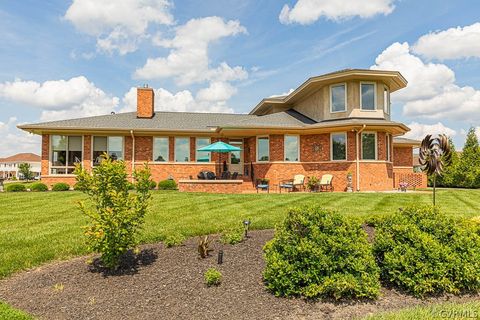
[137,86,155,118]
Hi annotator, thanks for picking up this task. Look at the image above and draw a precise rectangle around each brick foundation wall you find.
[393,167,427,189]
[393,146,413,167]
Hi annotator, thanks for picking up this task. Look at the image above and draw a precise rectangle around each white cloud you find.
[0,117,40,158]
[64,0,173,55]
[269,88,294,98]
[413,22,480,60]
[134,16,247,85]
[279,0,395,25]
[119,86,234,114]
[403,122,457,140]
[0,77,119,121]
[371,42,480,121]
[196,82,237,102]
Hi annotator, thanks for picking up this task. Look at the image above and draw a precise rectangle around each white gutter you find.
[130,130,135,182]
[355,124,367,192]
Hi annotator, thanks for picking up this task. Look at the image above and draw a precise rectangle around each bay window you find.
[330,84,346,112]
[257,136,269,162]
[153,137,169,162]
[362,132,377,160]
[331,133,347,161]
[93,136,124,165]
[50,135,82,174]
[361,82,376,110]
[284,135,299,161]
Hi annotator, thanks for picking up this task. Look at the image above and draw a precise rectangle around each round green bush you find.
[51,183,70,192]
[30,182,48,192]
[204,268,222,286]
[5,183,27,192]
[148,180,157,190]
[157,179,177,190]
[263,206,380,300]
[374,205,480,297]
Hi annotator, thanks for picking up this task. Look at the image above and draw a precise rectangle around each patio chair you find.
[256,179,269,193]
[279,174,305,193]
[319,174,334,192]
[219,171,231,179]
[231,172,239,180]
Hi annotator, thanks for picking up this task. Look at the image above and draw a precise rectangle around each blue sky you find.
[1,0,480,157]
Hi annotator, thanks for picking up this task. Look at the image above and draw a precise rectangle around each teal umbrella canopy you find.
[197,141,241,153]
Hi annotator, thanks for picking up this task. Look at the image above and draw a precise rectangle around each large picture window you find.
[330,84,346,112]
[284,135,299,161]
[362,133,377,160]
[93,136,124,165]
[361,82,376,110]
[175,137,190,162]
[196,138,210,162]
[153,137,169,162]
[331,133,347,161]
[257,136,269,162]
[50,135,82,174]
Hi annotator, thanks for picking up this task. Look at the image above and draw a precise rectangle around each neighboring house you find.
[0,153,41,180]
[18,69,426,192]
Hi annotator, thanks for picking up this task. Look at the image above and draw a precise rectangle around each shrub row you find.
[263,205,480,300]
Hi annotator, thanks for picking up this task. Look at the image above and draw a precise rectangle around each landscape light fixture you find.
[217,250,223,265]
[243,220,251,238]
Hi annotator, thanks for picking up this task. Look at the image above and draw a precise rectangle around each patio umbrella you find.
[197,141,241,177]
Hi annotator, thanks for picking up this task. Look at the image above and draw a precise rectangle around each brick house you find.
[18,69,425,192]
[0,153,41,180]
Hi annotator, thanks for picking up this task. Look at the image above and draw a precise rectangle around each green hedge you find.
[374,205,480,297]
[5,184,27,192]
[148,180,157,190]
[30,182,48,192]
[263,206,380,300]
[158,179,177,190]
[52,183,70,192]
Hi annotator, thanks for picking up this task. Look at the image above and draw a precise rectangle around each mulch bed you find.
[1,230,479,320]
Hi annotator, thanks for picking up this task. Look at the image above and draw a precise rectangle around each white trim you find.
[330,132,348,161]
[330,83,347,113]
[360,81,377,111]
[383,85,390,114]
[256,135,270,162]
[174,136,191,162]
[361,131,378,160]
[195,137,211,163]
[152,136,170,163]
[284,134,300,162]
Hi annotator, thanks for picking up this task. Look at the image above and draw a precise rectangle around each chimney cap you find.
[143,83,149,88]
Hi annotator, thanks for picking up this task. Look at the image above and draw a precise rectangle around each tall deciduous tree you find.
[457,127,480,188]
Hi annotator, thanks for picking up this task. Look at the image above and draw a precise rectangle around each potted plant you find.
[399,182,408,192]
[307,176,319,192]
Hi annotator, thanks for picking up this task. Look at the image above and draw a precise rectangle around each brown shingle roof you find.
[0,153,41,162]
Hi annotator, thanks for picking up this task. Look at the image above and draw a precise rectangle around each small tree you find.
[457,127,480,188]
[74,156,152,269]
[18,163,34,181]
[419,134,452,206]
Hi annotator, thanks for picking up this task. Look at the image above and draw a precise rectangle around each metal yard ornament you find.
[419,134,452,206]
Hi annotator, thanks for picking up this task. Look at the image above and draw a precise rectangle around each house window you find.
[383,86,390,114]
[361,82,376,110]
[50,135,82,174]
[257,136,269,162]
[386,134,391,162]
[330,84,346,112]
[175,137,190,162]
[153,137,169,162]
[362,132,377,160]
[331,133,347,161]
[284,135,299,161]
[196,138,210,162]
[93,136,124,165]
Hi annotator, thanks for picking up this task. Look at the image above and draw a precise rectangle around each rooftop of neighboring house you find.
[0,153,41,163]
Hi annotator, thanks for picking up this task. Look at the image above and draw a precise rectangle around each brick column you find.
[83,135,92,170]
[41,134,49,176]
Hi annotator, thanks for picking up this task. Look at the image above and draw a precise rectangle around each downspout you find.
[130,130,135,182]
[356,124,367,192]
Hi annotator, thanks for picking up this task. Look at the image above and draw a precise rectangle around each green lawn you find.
[363,301,480,319]
[0,302,33,320]
[1,188,480,279]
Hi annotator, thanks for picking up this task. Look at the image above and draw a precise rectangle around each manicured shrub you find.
[5,183,26,192]
[52,183,70,191]
[74,158,152,269]
[148,180,157,190]
[374,205,480,297]
[263,206,380,300]
[220,227,244,245]
[204,268,222,286]
[158,179,177,190]
[30,182,48,192]
[164,234,185,248]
